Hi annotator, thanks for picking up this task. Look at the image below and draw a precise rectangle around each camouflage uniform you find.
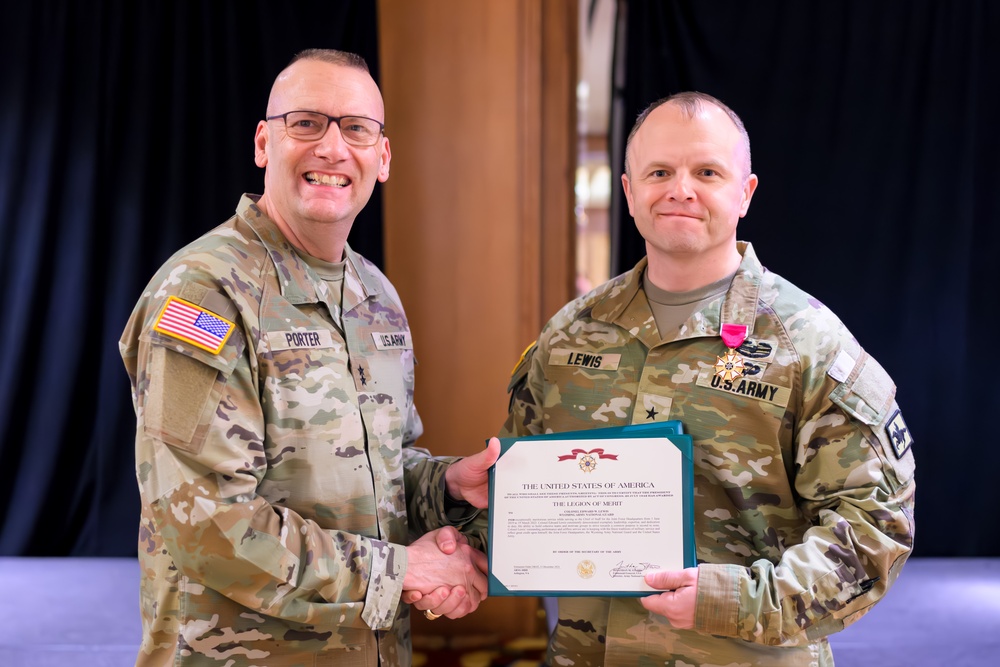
[503,242,915,666]
[120,195,473,667]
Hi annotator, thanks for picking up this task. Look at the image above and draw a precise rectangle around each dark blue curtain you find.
[0,0,382,556]
[612,0,1000,556]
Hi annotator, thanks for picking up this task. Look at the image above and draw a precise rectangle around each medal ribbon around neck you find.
[714,323,748,382]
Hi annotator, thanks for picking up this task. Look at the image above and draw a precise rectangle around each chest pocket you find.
[263,322,351,414]
[259,319,377,528]
[543,347,638,426]
[357,330,413,406]
[349,329,414,447]
[680,365,791,462]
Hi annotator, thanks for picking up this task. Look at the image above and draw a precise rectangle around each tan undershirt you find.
[643,270,736,340]
[296,251,346,317]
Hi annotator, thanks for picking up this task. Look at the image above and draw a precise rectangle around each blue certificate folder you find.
[488,421,695,597]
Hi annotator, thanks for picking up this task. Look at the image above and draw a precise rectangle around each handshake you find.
[400,437,501,620]
[402,525,488,620]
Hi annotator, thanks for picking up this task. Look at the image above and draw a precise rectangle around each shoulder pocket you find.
[828,349,914,486]
[140,290,245,454]
[828,350,894,425]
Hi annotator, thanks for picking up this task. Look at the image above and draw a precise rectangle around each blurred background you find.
[1,0,998,662]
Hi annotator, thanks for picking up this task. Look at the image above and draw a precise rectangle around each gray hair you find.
[288,48,370,73]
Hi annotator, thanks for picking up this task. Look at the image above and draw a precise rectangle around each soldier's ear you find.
[254,121,269,168]
[377,135,391,183]
[739,173,758,217]
[622,173,636,217]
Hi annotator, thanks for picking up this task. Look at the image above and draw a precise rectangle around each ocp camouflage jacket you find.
[503,242,916,666]
[121,195,463,667]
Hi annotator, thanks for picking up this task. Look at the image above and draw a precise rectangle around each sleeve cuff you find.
[693,563,742,637]
[443,486,480,525]
[361,540,407,630]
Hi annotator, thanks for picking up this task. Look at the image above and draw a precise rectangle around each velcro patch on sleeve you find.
[854,356,895,415]
[144,345,220,453]
[828,350,856,383]
[153,296,236,355]
[828,350,895,425]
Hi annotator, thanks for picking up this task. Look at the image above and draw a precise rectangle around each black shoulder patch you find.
[885,409,913,459]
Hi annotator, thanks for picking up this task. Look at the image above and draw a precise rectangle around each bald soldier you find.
[501,92,916,665]
[120,49,499,666]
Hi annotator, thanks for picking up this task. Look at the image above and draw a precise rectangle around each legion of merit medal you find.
[714,323,749,382]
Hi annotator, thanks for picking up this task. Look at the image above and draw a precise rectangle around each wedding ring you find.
[423,609,442,620]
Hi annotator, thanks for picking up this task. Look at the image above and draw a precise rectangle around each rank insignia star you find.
[714,351,746,382]
[358,365,368,387]
[646,407,658,420]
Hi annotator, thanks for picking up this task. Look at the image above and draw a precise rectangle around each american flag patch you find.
[153,296,236,354]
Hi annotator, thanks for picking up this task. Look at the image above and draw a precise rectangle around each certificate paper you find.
[488,423,695,597]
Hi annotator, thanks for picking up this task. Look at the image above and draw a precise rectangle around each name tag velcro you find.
[372,330,413,350]
[268,329,336,351]
[696,369,790,407]
[548,349,621,370]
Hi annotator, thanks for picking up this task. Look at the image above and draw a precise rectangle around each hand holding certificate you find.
[488,422,695,597]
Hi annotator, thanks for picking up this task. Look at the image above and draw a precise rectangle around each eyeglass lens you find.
[283,111,381,146]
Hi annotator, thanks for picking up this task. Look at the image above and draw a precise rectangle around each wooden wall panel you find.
[378,0,576,641]
[379,1,523,457]
[377,0,575,456]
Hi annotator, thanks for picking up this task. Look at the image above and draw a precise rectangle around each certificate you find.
[488,422,695,597]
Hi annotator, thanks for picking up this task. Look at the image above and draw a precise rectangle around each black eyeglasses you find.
[265,110,385,146]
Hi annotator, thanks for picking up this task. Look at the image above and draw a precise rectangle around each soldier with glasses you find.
[120,48,499,667]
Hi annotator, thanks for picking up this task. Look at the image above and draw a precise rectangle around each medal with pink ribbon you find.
[714,323,748,381]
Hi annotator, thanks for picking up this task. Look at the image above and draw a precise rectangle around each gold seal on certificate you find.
[487,422,695,597]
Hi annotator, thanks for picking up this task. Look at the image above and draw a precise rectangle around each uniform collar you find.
[237,194,383,312]
[589,241,763,346]
[719,241,763,335]
[588,256,659,348]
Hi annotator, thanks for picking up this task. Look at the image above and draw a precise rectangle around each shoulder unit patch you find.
[885,409,913,459]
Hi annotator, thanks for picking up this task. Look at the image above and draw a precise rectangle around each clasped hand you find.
[402,527,488,619]
[402,438,501,618]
